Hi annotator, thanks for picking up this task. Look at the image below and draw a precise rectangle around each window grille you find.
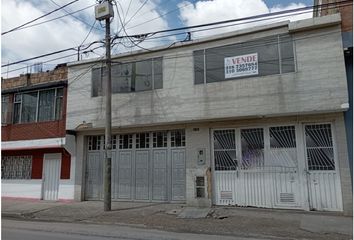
[305,124,335,171]
[241,128,264,169]
[1,156,32,179]
[270,126,296,148]
[213,130,237,170]
[269,126,297,168]
[171,130,186,147]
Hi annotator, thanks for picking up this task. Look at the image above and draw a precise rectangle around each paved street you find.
[2,219,260,240]
[2,199,352,240]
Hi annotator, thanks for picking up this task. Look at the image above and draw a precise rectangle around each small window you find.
[88,136,102,151]
[153,58,163,89]
[21,92,38,123]
[153,131,167,148]
[171,130,186,147]
[1,95,10,124]
[195,176,205,198]
[55,88,64,120]
[194,50,204,84]
[136,133,150,148]
[119,134,133,149]
[13,94,21,124]
[1,156,32,179]
[38,89,55,122]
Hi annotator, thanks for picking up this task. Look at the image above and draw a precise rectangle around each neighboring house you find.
[1,64,76,201]
[66,14,352,214]
[314,0,353,183]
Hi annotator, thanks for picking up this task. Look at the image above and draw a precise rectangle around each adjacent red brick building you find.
[1,64,75,200]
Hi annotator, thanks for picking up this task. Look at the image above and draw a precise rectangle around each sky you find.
[1,0,314,77]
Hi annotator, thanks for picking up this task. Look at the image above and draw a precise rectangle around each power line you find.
[1,0,80,35]
[125,0,195,31]
[2,1,350,69]
[3,4,96,33]
[123,0,149,28]
[114,0,352,39]
[49,0,103,32]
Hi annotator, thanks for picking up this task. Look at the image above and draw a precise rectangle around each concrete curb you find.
[2,212,25,219]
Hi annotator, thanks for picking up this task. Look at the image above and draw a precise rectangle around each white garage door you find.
[85,130,186,202]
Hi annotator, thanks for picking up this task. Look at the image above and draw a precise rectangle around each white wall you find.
[2,180,42,199]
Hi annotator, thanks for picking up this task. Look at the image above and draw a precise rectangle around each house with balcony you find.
[65,14,352,215]
[1,64,76,201]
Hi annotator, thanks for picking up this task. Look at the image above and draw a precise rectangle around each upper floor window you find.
[194,34,295,84]
[92,57,163,97]
[13,87,64,124]
[2,95,10,125]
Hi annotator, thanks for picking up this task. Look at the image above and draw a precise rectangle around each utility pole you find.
[95,0,114,211]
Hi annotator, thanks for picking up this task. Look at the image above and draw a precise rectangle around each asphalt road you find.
[2,219,265,240]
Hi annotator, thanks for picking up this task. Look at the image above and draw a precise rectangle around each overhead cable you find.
[2,0,80,35]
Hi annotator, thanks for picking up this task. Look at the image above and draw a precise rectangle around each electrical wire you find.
[3,4,97,33]
[113,0,352,39]
[125,0,195,31]
[49,0,104,32]
[123,0,149,28]
[2,1,350,69]
[1,0,80,35]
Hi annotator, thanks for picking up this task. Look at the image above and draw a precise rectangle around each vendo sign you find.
[224,53,258,78]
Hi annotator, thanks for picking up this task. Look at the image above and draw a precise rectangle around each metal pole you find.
[103,7,112,212]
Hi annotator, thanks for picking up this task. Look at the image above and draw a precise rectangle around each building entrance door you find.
[42,153,61,200]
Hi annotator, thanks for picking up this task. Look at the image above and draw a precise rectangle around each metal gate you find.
[85,130,186,202]
[213,124,342,211]
[304,124,343,211]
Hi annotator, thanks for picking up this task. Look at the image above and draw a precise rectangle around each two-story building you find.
[66,14,352,214]
[1,64,76,201]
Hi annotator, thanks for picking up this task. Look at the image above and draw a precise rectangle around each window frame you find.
[91,57,163,97]
[193,34,296,85]
[12,87,64,124]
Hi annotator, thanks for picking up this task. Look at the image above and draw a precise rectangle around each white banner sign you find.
[224,53,258,79]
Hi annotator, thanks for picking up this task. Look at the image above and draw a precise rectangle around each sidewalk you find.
[2,198,352,240]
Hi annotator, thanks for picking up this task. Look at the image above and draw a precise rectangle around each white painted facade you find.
[1,135,77,201]
[66,15,352,214]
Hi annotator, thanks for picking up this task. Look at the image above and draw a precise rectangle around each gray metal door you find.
[135,150,149,200]
[118,151,132,199]
[85,152,102,200]
[152,150,168,201]
[171,149,186,201]
[111,151,119,199]
[85,131,186,202]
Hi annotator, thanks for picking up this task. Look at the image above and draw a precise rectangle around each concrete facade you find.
[66,15,352,214]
